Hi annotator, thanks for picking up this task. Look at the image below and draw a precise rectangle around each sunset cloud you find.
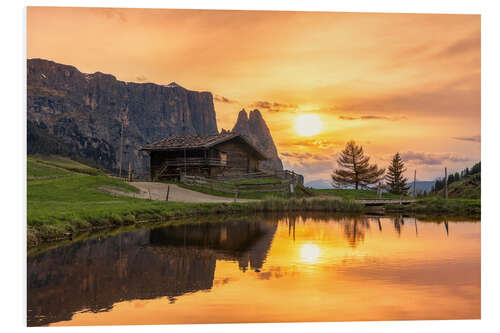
[434,31,481,59]
[453,135,481,143]
[249,101,298,113]
[400,151,471,166]
[338,115,407,121]
[214,94,238,104]
[135,75,148,82]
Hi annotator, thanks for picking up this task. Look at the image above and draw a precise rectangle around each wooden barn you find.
[139,132,268,180]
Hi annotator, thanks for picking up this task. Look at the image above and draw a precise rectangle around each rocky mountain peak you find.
[232,108,283,171]
[27,58,219,175]
[166,82,182,88]
[236,109,249,124]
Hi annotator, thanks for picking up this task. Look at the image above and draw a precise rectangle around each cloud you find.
[214,94,238,104]
[280,151,331,161]
[339,115,358,120]
[281,138,343,150]
[400,151,471,166]
[338,115,407,121]
[332,77,480,118]
[435,32,481,59]
[135,75,148,82]
[453,135,481,143]
[89,8,128,23]
[249,101,298,113]
[285,159,336,176]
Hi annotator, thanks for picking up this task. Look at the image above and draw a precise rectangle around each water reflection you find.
[27,214,480,326]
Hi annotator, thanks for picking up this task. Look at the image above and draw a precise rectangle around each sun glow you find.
[300,244,321,263]
[295,114,323,137]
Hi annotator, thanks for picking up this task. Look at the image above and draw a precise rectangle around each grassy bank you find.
[27,157,364,247]
[311,188,405,200]
[385,198,481,218]
[176,177,296,199]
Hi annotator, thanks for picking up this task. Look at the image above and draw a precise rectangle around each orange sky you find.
[27,7,481,182]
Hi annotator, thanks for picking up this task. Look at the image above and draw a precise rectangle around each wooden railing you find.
[159,157,227,167]
[180,174,292,197]
[210,169,304,185]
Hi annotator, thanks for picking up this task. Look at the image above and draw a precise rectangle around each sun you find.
[295,114,323,137]
[300,244,321,263]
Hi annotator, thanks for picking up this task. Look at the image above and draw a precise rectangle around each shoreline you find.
[27,197,364,248]
[28,197,481,249]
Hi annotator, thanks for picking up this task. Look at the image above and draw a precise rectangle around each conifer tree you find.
[331,140,385,189]
[385,152,410,195]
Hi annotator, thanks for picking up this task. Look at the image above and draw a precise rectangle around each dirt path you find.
[103,182,256,203]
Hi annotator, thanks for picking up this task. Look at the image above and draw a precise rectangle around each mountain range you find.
[27,58,283,175]
[305,179,437,191]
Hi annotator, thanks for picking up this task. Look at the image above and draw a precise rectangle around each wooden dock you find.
[355,198,416,206]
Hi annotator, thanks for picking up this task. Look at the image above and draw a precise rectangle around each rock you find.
[232,109,283,171]
[27,59,218,175]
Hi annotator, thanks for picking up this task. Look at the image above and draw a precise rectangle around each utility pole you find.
[413,169,416,197]
[444,167,448,199]
[119,119,125,178]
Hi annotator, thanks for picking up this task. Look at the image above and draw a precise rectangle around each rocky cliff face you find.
[232,109,283,171]
[27,58,218,174]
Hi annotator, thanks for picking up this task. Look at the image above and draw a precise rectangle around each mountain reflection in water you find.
[27,214,480,326]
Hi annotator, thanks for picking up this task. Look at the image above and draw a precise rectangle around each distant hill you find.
[305,179,332,189]
[430,162,481,199]
[414,181,435,193]
[438,173,481,199]
[306,179,437,192]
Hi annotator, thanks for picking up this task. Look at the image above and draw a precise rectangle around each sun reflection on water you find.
[300,244,321,263]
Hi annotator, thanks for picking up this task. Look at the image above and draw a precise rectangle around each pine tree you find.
[331,140,385,189]
[385,152,410,195]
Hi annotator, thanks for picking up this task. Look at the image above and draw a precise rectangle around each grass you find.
[227,177,283,185]
[385,198,481,218]
[29,155,104,175]
[27,158,364,247]
[310,188,405,200]
[437,173,481,199]
[176,181,287,200]
[175,177,291,200]
[27,159,70,180]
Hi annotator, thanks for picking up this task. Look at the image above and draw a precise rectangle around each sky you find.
[27,7,481,183]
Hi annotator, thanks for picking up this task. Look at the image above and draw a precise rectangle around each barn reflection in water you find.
[27,219,277,326]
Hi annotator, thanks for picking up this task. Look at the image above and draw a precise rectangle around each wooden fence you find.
[211,169,303,185]
[180,174,292,197]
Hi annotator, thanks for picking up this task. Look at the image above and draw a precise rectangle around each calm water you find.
[27,214,480,326]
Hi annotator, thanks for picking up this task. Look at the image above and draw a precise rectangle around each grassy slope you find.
[27,157,363,245]
[310,188,404,200]
[386,198,480,218]
[440,174,481,199]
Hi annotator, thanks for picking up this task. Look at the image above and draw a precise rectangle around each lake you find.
[27,214,480,326]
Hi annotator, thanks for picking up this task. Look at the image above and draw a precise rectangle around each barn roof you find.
[139,132,268,160]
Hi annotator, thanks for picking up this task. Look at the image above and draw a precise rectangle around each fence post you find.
[128,162,132,182]
[166,185,170,201]
[234,187,239,202]
[444,167,448,200]
[413,169,416,197]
